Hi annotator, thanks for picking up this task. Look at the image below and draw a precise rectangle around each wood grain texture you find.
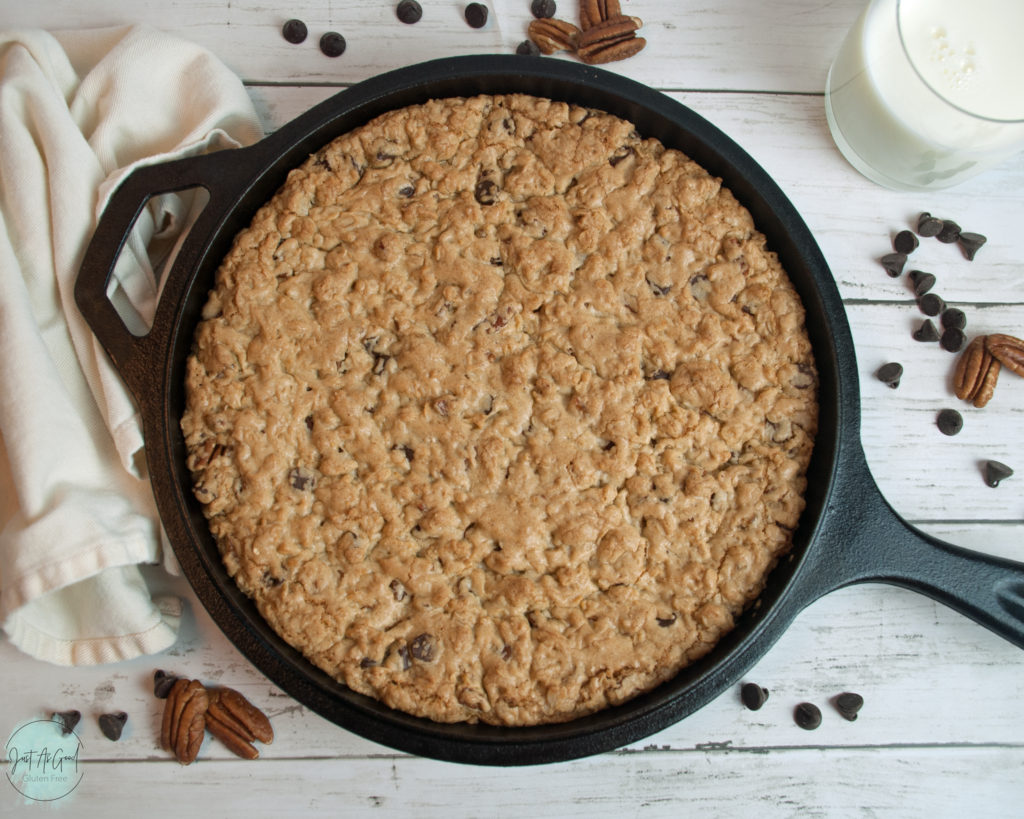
[2,748,1022,818]
[4,1,864,92]
[2,3,1023,816]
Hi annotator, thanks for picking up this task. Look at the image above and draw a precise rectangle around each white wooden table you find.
[3,2,1023,816]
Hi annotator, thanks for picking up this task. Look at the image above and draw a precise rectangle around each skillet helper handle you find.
[75,149,254,403]
[804,446,1024,649]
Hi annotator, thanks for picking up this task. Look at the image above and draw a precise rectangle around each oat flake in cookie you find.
[181,95,818,726]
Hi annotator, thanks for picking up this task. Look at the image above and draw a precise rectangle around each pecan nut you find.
[985,333,1024,379]
[206,711,259,760]
[579,34,647,65]
[160,679,209,765]
[527,18,580,54]
[971,353,1001,408]
[580,0,623,29]
[576,14,646,65]
[600,0,623,21]
[577,15,641,49]
[954,336,986,399]
[954,335,1001,408]
[580,0,599,29]
[205,687,274,759]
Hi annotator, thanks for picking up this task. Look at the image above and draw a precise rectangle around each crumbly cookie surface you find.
[181,94,818,726]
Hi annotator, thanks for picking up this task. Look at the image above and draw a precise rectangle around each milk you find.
[825,0,1024,190]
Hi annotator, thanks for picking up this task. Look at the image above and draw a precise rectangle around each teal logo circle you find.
[5,719,83,802]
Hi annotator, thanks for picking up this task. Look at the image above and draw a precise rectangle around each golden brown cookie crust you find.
[181,94,818,726]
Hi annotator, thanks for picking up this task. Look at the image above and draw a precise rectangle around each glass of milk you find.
[825,0,1024,190]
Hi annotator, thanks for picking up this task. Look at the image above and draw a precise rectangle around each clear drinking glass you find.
[825,0,1024,191]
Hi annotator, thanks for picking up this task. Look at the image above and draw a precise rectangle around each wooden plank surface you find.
[4,0,865,92]
[3,2,1024,816]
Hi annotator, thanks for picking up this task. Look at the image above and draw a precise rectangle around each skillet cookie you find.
[182,94,818,726]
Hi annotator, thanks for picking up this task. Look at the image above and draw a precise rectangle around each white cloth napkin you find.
[0,25,263,664]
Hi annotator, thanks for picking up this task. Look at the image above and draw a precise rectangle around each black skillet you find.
[75,56,1024,765]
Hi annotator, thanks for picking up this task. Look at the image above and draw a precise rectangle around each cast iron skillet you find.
[75,56,1024,765]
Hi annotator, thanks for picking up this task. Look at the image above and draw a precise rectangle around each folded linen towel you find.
[0,25,263,664]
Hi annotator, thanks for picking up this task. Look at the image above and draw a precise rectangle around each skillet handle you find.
[800,444,1024,649]
[75,149,257,404]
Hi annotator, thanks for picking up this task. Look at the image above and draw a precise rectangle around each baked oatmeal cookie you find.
[181,94,818,726]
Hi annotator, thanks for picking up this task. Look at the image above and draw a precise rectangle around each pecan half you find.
[160,679,209,765]
[972,354,1001,408]
[580,0,600,29]
[176,692,208,765]
[575,14,646,64]
[580,0,622,29]
[954,335,1001,408]
[579,34,647,65]
[205,687,274,759]
[986,333,1024,379]
[577,15,640,49]
[600,0,623,20]
[954,336,986,399]
[527,18,580,54]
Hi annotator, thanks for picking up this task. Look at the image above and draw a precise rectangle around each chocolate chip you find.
[912,319,939,342]
[289,467,316,491]
[609,145,635,167]
[834,692,864,722]
[359,657,377,668]
[385,638,409,671]
[54,710,81,735]
[474,179,498,205]
[740,682,769,711]
[516,39,541,56]
[916,212,943,237]
[937,219,961,243]
[319,32,346,58]
[98,711,128,741]
[531,0,556,17]
[984,460,1013,487]
[390,578,408,601]
[958,231,987,261]
[396,0,423,23]
[646,277,671,296]
[793,362,815,390]
[656,613,677,627]
[398,184,415,197]
[941,308,966,331]
[794,702,822,730]
[908,269,936,295]
[262,571,283,588]
[880,252,907,277]
[937,408,963,436]
[464,2,489,27]
[282,19,308,44]
[918,292,945,316]
[876,362,903,388]
[893,230,919,254]
[409,633,436,662]
[940,327,966,353]
[153,670,179,699]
